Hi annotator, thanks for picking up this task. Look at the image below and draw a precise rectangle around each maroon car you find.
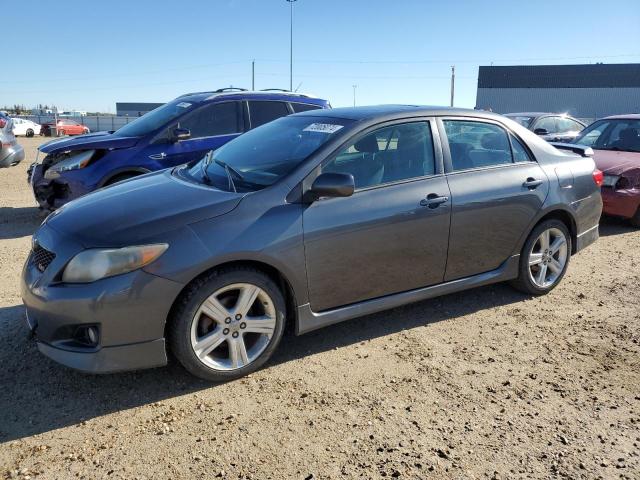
[574,114,640,226]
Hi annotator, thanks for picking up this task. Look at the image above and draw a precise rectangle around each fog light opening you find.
[74,325,100,347]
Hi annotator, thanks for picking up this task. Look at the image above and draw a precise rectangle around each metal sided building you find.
[116,102,164,117]
[475,64,640,120]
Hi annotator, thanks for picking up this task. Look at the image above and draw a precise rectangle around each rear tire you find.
[168,267,286,382]
[510,219,571,295]
[630,207,640,228]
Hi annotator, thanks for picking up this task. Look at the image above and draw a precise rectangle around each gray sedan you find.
[0,113,25,168]
[21,106,603,381]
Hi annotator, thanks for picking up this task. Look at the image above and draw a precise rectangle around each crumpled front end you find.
[28,150,95,210]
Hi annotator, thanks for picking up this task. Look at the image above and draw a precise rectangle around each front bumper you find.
[29,163,91,209]
[21,225,184,373]
[0,144,25,167]
[601,187,640,219]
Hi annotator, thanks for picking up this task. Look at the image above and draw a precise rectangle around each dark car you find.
[505,113,586,143]
[572,114,640,226]
[28,89,330,210]
[22,105,602,381]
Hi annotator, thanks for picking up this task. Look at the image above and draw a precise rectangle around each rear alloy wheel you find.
[511,219,571,295]
[26,129,34,138]
[169,267,286,381]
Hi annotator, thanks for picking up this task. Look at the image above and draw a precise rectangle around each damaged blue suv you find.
[28,89,330,209]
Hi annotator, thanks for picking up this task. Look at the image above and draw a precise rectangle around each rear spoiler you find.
[550,142,594,158]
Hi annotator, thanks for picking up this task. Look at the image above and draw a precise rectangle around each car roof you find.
[505,112,574,118]
[176,90,329,105]
[600,113,640,120]
[291,104,506,122]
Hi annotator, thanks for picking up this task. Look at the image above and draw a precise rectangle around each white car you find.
[12,118,41,137]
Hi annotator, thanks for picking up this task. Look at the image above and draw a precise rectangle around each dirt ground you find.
[0,136,638,480]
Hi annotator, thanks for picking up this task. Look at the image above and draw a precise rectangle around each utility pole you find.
[352,85,357,107]
[286,0,298,91]
[252,60,255,90]
[450,65,455,107]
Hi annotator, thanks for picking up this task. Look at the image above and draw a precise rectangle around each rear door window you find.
[444,120,514,171]
[248,101,290,128]
[291,103,322,113]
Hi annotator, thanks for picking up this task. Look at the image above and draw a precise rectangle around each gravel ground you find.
[1,137,639,480]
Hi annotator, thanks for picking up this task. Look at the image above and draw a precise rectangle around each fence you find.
[16,115,137,133]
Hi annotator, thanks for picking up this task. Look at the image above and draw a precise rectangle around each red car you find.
[42,119,90,137]
[574,114,640,227]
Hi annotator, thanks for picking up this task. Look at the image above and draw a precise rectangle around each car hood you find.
[39,131,140,154]
[594,149,640,175]
[45,169,244,246]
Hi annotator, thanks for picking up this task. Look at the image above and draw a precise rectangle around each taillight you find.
[593,169,604,187]
[0,118,6,128]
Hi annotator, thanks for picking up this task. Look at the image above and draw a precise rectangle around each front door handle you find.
[149,152,167,160]
[420,193,449,208]
[523,178,543,189]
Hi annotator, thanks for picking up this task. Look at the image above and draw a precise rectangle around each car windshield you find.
[574,119,640,152]
[114,99,196,137]
[181,115,352,192]
[505,115,534,128]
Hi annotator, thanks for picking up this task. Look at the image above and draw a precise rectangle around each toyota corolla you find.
[22,106,603,381]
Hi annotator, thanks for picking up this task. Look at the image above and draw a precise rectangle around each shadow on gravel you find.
[0,207,42,240]
[598,216,637,237]
[0,282,527,443]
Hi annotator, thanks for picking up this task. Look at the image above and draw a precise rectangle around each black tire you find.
[510,219,572,296]
[105,172,141,186]
[168,266,286,381]
[26,129,34,138]
[630,207,640,228]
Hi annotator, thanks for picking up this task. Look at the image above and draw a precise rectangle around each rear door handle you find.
[523,178,543,189]
[420,194,449,208]
[149,152,167,160]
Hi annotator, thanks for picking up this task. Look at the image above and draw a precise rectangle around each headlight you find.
[62,244,168,283]
[44,150,95,179]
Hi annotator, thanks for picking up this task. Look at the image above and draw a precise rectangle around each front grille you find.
[31,245,56,273]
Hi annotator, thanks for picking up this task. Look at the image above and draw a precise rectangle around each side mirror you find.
[309,172,355,201]
[533,128,548,136]
[172,127,191,142]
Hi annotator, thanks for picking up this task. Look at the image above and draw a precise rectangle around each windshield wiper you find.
[214,159,246,193]
[201,150,214,184]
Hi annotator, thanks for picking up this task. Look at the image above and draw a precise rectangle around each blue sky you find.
[3,0,640,112]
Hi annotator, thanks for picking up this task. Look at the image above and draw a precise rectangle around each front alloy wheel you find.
[511,219,571,295]
[169,267,286,381]
[191,283,276,371]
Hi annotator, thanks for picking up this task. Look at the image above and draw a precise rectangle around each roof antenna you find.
[294,81,303,92]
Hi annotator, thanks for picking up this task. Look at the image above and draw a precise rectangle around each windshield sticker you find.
[176,102,192,108]
[303,123,344,134]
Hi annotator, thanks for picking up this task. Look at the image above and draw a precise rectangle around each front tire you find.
[511,219,571,295]
[26,129,34,138]
[168,267,286,381]
[105,172,141,186]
